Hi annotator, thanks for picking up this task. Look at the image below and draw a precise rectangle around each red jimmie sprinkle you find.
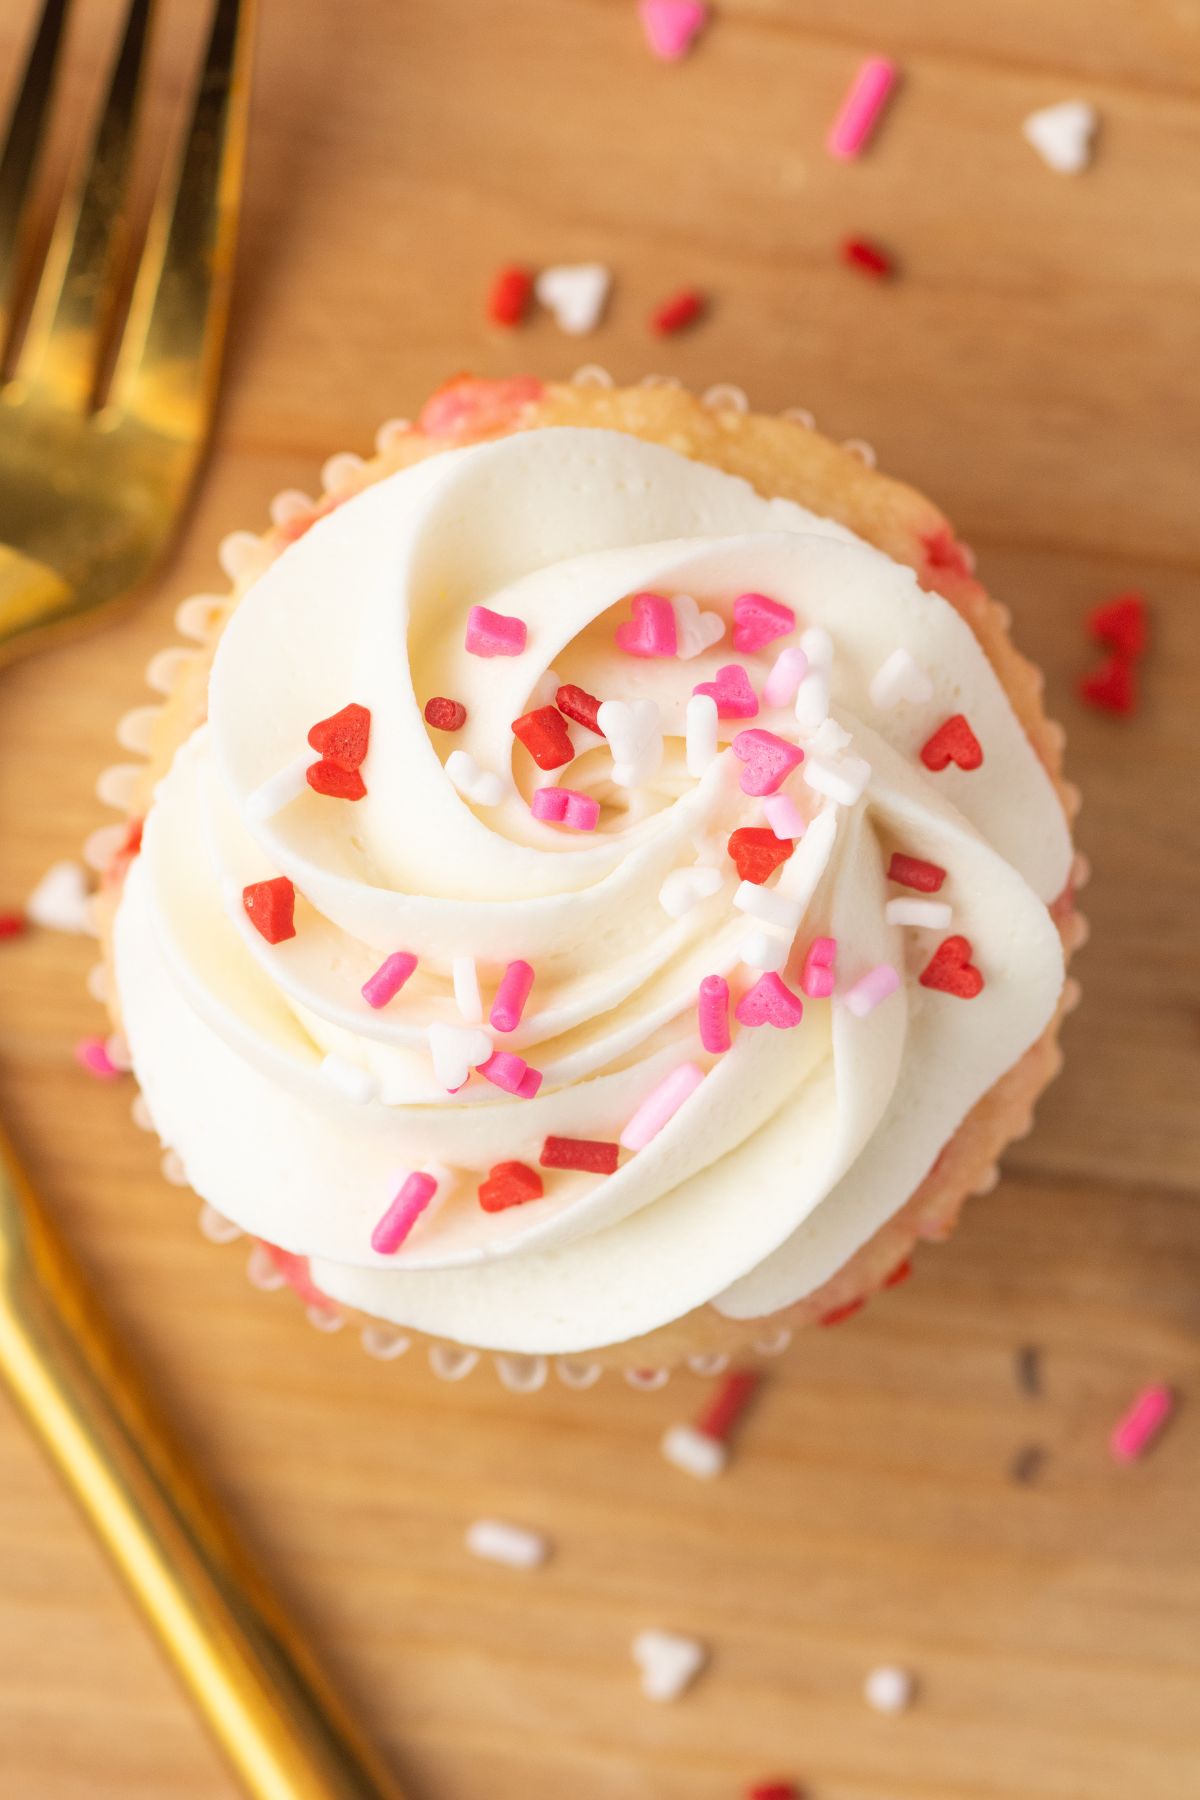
[920,714,983,772]
[747,1785,803,1800]
[920,935,984,999]
[479,1161,544,1213]
[307,759,367,801]
[487,264,534,328]
[1079,655,1137,716]
[540,1135,620,1175]
[819,1297,865,1327]
[307,703,370,771]
[0,912,27,941]
[884,1257,913,1288]
[555,682,605,736]
[727,826,794,885]
[512,704,575,770]
[887,852,946,893]
[650,288,705,335]
[1089,590,1147,660]
[243,877,297,944]
[841,235,892,278]
[424,696,467,732]
[695,1370,760,1442]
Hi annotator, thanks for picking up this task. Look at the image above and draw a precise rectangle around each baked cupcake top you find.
[114,424,1071,1354]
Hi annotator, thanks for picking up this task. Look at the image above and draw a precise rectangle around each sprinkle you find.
[424,696,467,732]
[478,1161,544,1213]
[428,1022,493,1090]
[869,646,933,709]
[746,1784,802,1800]
[763,794,805,840]
[696,1369,760,1440]
[638,0,708,63]
[1110,1383,1175,1463]
[734,881,803,935]
[597,697,663,787]
[864,1665,916,1714]
[885,897,953,928]
[534,262,612,335]
[673,594,725,660]
[732,728,804,797]
[727,826,794,884]
[307,703,370,770]
[26,860,91,934]
[477,1051,542,1099]
[763,646,808,709]
[512,705,575,769]
[372,1171,438,1253]
[555,682,605,735]
[660,1423,727,1480]
[319,1054,378,1105]
[1010,1444,1047,1485]
[486,264,534,327]
[530,786,601,830]
[651,288,705,334]
[307,758,366,801]
[843,963,900,1016]
[1089,591,1147,660]
[793,669,830,734]
[362,951,417,1009]
[803,754,871,806]
[887,853,946,893]
[246,754,310,821]
[698,975,731,1053]
[446,749,505,807]
[1022,99,1098,175]
[800,625,833,672]
[659,864,723,918]
[490,960,535,1032]
[885,1258,913,1288]
[801,936,837,999]
[0,911,27,940]
[920,714,983,771]
[540,1135,620,1174]
[732,592,795,654]
[1015,1344,1042,1397]
[75,1036,121,1080]
[453,955,483,1022]
[810,718,852,758]
[1079,655,1137,716]
[685,692,720,775]
[819,1297,865,1326]
[620,1062,705,1150]
[919,936,983,998]
[242,877,296,944]
[465,604,527,658]
[693,663,759,719]
[842,235,893,279]
[616,591,678,658]
[735,971,804,1029]
[631,1629,707,1703]
[826,55,897,160]
[465,1518,549,1569]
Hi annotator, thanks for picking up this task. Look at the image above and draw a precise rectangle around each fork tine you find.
[18,0,155,407]
[0,0,73,354]
[107,0,253,442]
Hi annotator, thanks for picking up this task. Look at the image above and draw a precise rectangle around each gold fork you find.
[0,4,409,1794]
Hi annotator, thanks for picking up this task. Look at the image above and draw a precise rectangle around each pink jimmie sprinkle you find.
[762,646,808,709]
[732,728,804,796]
[698,975,731,1053]
[826,55,897,160]
[490,960,535,1032]
[1110,1384,1175,1463]
[620,1061,705,1150]
[735,972,804,1029]
[763,794,806,840]
[616,592,678,658]
[801,937,837,999]
[843,963,900,1017]
[372,1171,438,1254]
[465,604,527,658]
[75,1036,121,1080]
[530,786,601,830]
[477,1050,543,1099]
[362,951,418,1009]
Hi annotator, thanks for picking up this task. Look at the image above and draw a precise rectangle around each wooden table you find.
[1,3,1197,1795]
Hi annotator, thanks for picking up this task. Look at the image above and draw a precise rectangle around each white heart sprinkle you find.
[1023,100,1098,175]
[659,863,723,919]
[26,860,92,934]
[738,927,789,972]
[445,749,505,808]
[597,697,663,788]
[869,647,934,710]
[427,1023,493,1091]
[672,594,725,660]
[535,263,612,335]
[809,717,853,758]
[631,1629,707,1702]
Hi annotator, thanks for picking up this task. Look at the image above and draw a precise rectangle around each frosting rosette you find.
[113,426,1072,1355]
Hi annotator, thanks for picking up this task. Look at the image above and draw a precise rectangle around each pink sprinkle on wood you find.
[639,0,707,62]
[477,1050,543,1098]
[763,794,805,840]
[843,963,900,1017]
[490,960,535,1032]
[465,604,527,657]
[530,786,600,830]
[801,937,837,999]
[698,974,731,1053]
[75,1036,121,1080]
[1110,1384,1175,1463]
[762,646,808,709]
[372,1171,438,1254]
[620,1062,705,1150]
[826,55,897,160]
[362,951,418,1009]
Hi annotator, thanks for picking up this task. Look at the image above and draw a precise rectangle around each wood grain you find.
[0,2,1197,1796]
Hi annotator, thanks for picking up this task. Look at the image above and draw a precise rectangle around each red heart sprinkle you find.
[841,235,892,279]
[887,852,946,892]
[556,682,605,736]
[920,714,983,772]
[478,1161,544,1213]
[1088,590,1147,660]
[651,288,705,335]
[424,695,467,732]
[242,877,296,944]
[487,264,534,328]
[512,705,575,770]
[919,935,984,998]
[307,703,371,771]
[539,1135,620,1174]
[727,826,795,884]
[1079,654,1137,716]
[307,759,367,801]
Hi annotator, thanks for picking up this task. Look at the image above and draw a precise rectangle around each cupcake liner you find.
[85,369,1085,1384]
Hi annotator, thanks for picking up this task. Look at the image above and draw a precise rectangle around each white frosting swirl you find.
[114,429,1071,1352]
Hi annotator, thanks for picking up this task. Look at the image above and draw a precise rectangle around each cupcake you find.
[91,373,1082,1383]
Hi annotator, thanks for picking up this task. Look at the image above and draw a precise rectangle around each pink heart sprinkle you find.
[75,1036,121,1080]
[638,0,707,62]
[692,663,759,719]
[465,604,527,658]
[735,971,805,1029]
[732,728,804,796]
[801,936,837,998]
[530,786,600,830]
[732,592,796,654]
[616,592,678,658]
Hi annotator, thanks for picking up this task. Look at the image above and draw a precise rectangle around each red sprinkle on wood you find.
[0,912,26,940]
[487,264,534,327]
[746,1784,804,1800]
[1089,590,1147,660]
[539,1135,620,1174]
[841,235,893,278]
[243,877,297,944]
[695,1370,760,1441]
[650,288,706,334]
[1079,654,1137,716]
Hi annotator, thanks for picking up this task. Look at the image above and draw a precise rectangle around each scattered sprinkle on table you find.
[1089,590,1148,659]
[1022,99,1098,175]
[1015,1343,1042,1397]
[864,1664,916,1714]
[650,288,705,334]
[746,1784,803,1800]
[638,0,708,63]
[534,262,612,335]
[26,859,92,934]
[1110,1383,1175,1463]
[841,235,893,279]
[631,1628,707,1702]
[486,264,534,327]
[826,55,898,160]
[1010,1443,1046,1485]
[465,1518,550,1570]
[1079,654,1137,716]
[0,911,26,940]
[75,1036,121,1081]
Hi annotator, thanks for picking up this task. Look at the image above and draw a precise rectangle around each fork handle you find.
[0,1126,410,1800]
[0,544,75,655]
